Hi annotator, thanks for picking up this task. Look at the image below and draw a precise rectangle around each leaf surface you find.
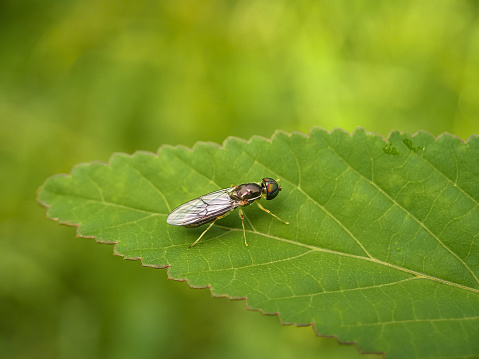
[38,128,479,359]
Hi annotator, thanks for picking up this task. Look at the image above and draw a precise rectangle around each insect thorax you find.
[229,183,262,205]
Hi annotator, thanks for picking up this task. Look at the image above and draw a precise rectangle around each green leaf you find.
[38,128,479,359]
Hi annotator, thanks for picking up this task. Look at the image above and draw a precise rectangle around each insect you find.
[167,177,289,248]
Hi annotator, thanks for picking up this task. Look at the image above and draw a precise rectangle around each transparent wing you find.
[167,188,237,227]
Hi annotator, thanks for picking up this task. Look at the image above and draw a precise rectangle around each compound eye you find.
[262,177,281,200]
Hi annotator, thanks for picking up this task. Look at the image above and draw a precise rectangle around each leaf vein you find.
[123,160,172,212]
[328,145,479,286]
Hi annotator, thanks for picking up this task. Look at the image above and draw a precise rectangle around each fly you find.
[166,177,289,248]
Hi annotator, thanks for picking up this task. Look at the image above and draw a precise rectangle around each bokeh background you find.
[1,1,478,358]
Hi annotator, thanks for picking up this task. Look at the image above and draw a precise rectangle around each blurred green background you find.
[1,0,478,358]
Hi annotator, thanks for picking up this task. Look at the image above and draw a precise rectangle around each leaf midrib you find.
[214,224,478,293]
[55,186,477,294]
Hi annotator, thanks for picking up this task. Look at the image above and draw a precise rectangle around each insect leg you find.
[188,219,217,248]
[256,202,289,224]
[238,208,248,246]
[187,211,232,248]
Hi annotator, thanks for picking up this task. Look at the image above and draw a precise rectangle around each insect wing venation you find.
[166,188,236,226]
